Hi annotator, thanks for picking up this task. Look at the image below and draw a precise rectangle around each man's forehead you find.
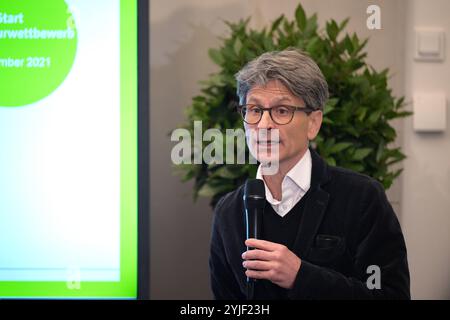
[247,81,291,96]
[246,81,303,105]
[247,82,295,100]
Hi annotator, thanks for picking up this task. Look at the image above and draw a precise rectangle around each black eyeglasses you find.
[238,104,316,125]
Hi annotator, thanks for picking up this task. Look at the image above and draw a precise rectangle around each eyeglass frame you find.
[237,104,318,125]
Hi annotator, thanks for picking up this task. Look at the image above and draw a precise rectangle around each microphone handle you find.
[246,207,262,290]
[246,207,261,240]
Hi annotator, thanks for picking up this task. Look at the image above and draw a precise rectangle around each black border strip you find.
[137,0,150,300]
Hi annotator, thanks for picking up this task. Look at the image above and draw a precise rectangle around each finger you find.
[245,269,271,281]
[243,260,271,271]
[242,249,273,261]
[245,238,279,251]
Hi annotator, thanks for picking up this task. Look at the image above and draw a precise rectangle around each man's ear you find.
[307,110,323,140]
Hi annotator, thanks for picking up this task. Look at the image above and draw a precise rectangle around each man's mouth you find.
[256,140,280,146]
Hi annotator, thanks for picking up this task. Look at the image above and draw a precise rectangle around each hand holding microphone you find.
[243,179,265,299]
[243,179,301,293]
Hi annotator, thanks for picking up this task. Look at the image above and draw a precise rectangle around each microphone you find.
[243,179,265,300]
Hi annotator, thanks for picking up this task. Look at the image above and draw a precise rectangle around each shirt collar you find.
[285,148,312,192]
[256,148,312,202]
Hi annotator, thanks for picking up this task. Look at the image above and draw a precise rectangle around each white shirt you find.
[256,149,312,217]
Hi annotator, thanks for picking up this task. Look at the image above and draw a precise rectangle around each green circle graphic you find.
[0,0,77,107]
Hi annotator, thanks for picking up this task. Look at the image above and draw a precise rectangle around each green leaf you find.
[197,183,216,197]
[326,20,339,41]
[376,140,385,162]
[295,4,307,30]
[213,166,242,179]
[327,98,339,107]
[392,168,404,179]
[346,163,364,172]
[359,38,369,50]
[322,117,334,125]
[325,157,336,166]
[197,181,233,197]
[344,35,354,53]
[234,38,242,55]
[208,48,224,66]
[344,126,360,137]
[338,18,350,32]
[353,148,372,161]
[323,98,338,115]
[305,36,320,55]
[329,142,353,154]
[381,126,396,140]
[263,36,275,51]
[367,110,382,124]
[283,20,294,33]
[386,156,406,166]
[270,15,284,33]
[395,96,405,110]
[357,107,368,121]
[304,13,318,36]
[393,111,413,118]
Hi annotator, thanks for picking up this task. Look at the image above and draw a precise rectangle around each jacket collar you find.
[309,147,332,190]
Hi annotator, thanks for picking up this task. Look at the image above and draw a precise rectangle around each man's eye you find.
[248,107,262,114]
[275,107,290,115]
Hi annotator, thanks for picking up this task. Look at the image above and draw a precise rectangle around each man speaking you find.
[209,49,410,299]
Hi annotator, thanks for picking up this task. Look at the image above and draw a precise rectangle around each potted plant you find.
[174,4,412,207]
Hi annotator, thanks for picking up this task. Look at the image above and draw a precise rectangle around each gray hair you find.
[235,48,329,110]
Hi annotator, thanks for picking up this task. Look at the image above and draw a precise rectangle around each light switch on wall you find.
[413,93,447,132]
[415,29,445,62]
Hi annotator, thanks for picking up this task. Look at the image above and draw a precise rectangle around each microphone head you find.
[244,179,266,209]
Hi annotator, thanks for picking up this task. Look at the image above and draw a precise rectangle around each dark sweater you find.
[255,194,309,299]
[209,148,410,300]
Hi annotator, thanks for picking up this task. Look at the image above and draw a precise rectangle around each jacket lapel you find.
[292,148,331,257]
[293,187,329,257]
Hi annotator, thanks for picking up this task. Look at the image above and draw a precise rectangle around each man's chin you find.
[256,154,281,175]
[255,152,282,165]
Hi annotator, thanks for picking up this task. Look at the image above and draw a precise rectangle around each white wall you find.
[401,0,450,300]
[150,0,450,299]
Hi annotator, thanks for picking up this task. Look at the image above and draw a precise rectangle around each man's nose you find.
[257,110,276,129]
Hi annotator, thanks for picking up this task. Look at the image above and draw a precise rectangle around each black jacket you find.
[209,148,410,299]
